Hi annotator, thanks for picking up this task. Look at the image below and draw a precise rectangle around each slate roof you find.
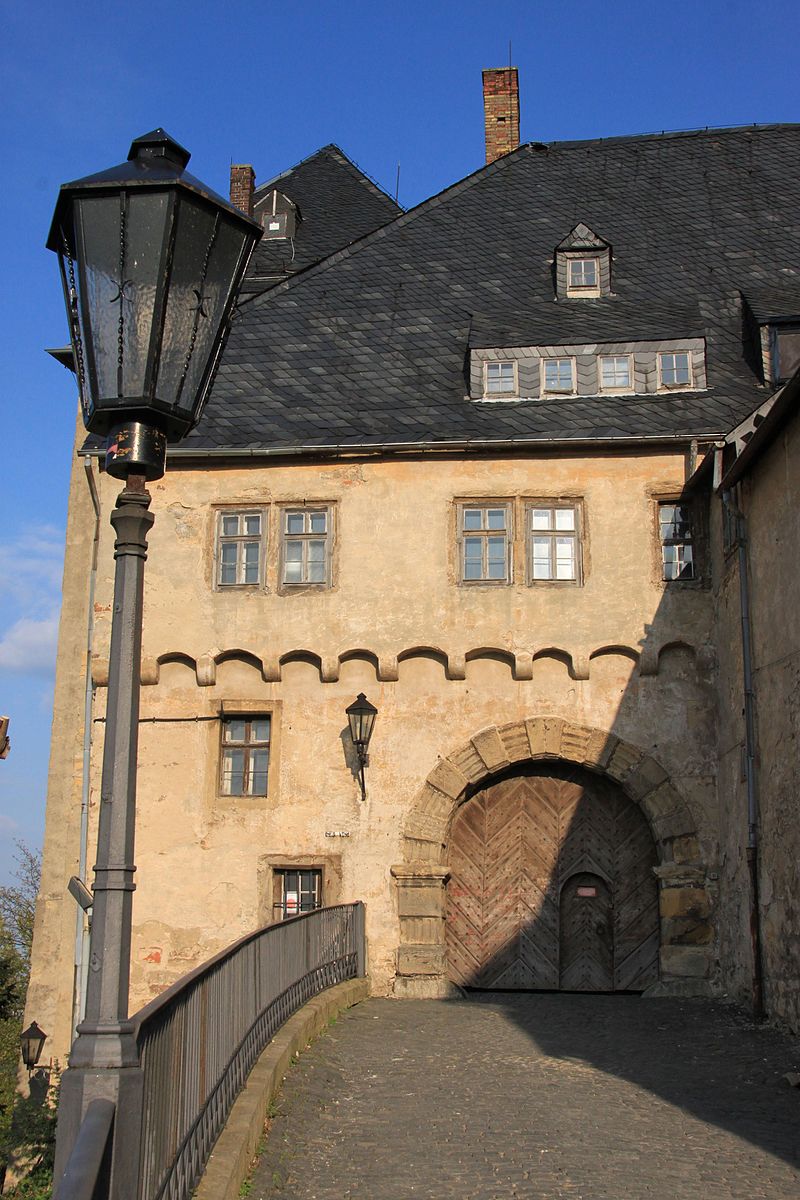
[170,125,800,454]
[242,144,402,294]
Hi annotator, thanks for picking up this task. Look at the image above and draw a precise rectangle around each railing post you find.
[354,902,366,978]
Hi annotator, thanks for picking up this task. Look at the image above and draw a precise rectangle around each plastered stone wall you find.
[28,443,722,1061]
[714,415,800,1032]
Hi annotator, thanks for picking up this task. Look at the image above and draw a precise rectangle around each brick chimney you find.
[230,164,255,217]
[482,67,520,164]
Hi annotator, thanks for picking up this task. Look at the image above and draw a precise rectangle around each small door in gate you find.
[559,873,613,991]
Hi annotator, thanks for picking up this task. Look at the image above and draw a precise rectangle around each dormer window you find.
[555,223,611,299]
[658,351,692,389]
[567,257,600,296]
[771,325,800,382]
[543,358,575,394]
[485,360,518,396]
[599,355,633,392]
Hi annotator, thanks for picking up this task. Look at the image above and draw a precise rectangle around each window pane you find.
[463,509,482,531]
[463,561,482,580]
[243,542,260,583]
[221,514,239,536]
[222,748,245,795]
[309,512,327,533]
[532,559,552,580]
[251,718,270,742]
[531,508,552,530]
[284,559,302,583]
[307,560,325,583]
[249,750,269,796]
[286,512,304,534]
[224,718,246,743]
[487,536,507,579]
[244,514,261,535]
[285,540,303,562]
[220,562,236,585]
[486,509,506,530]
[307,540,325,561]
[554,508,575,530]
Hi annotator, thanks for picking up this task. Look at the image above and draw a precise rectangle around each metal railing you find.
[54,903,365,1200]
[132,903,365,1200]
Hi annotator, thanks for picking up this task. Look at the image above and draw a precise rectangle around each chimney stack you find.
[230,164,256,218]
[482,67,520,164]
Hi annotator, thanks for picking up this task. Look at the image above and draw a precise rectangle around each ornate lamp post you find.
[345,694,378,801]
[47,131,261,1191]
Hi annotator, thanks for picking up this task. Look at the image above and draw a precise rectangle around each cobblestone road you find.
[250,994,800,1199]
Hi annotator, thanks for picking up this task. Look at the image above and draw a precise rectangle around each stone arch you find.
[391,718,712,998]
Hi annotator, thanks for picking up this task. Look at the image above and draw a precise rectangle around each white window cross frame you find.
[281,507,332,586]
[484,360,518,396]
[658,351,692,389]
[217,510,265,587]
[528,505,581,583]
[599,354,633,392]
[542,357,576,395]
[460,504,512,583]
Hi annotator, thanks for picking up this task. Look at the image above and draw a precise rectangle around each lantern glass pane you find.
[157,198,218,407]
[179,215,247,409]
[77,194,123,401]
[121,191,169,399]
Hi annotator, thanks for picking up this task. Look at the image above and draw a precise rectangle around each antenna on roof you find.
[394,162,401,205]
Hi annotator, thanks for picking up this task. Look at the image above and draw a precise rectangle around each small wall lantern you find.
[20,1022,47,1074]
[345,693,377,801]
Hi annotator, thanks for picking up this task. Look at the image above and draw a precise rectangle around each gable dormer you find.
[255,189,299,240]
[555,223,611,299]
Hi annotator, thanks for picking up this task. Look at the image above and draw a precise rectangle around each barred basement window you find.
[460,504,511,582]
[281,508,332,586]
[527,505,581,582]
[220,716,270,796]
[274,869,322,920]
[659,503,695,581]
[216,510,265,586]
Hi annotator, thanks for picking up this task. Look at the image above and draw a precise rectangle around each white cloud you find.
[0,523,64,614]
[0,614,59,675]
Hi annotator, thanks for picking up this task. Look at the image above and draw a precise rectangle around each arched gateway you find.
[391,718,714,998]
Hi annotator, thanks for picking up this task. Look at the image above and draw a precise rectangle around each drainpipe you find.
[723,485,765,1020]
[73,457,101,1034]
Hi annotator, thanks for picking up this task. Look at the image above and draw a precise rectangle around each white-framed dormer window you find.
[658,351,692,389]
[599,354,633,392]
[542,358,576,395]
[567,257,601,297]
[484,360,518,397]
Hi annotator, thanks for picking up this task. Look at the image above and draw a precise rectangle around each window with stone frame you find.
[459,503,512,583]
[659,503,695,581]
[281,507,333,586]
[527,504,582,583]
[216,510,266,587]
[220,715,270,796]
[273,868,323,920]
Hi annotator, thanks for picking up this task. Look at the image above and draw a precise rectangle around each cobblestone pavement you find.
[249,994,800,1199]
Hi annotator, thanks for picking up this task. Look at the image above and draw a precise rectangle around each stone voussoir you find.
[471,726,510,772]
[427,758,470,801]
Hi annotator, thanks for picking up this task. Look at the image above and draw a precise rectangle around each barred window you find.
[282,508,332,586]
[659,503,695,581]
[217,511,265,586]
[460,504,511,582]
[528,506,581,582]
[274,869,322,920]
[220,716,270,796]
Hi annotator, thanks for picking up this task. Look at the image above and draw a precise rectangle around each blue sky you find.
[0,0,797,883]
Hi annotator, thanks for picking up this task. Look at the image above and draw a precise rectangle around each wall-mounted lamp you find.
[345,693,377,801]
[20,1022,47,1074]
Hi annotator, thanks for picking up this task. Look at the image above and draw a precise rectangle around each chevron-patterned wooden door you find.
[445,766,659,991]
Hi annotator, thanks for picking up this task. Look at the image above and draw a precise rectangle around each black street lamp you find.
[47,131,261,1189]
[19,1022,47,1074]
[346,694,378,801]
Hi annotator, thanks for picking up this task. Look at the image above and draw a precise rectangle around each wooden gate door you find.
[445,766,659,991]
[559,873,613,991]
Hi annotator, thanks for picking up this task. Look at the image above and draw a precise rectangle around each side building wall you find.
[714,414,800,1032]
[28,446,723,1061]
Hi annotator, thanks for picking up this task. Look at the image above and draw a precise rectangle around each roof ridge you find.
[535,121,800,152]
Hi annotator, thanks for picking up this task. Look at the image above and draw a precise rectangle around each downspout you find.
[73,456,101,1034]
[722,478,764,1020]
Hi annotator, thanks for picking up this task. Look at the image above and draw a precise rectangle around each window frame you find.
[525,502,584,586]
[457,501,513,585]
[279,504,334,589]
[658,500,696,583]
[657,351,693,391]
[483,359,519,398]
[770,323,800,383]
[598,353,634,394]
[219,714,271,798]
[273,867,323,921]
[215,508,267,590]
[566,255,602,298]
[541,356,577,396]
